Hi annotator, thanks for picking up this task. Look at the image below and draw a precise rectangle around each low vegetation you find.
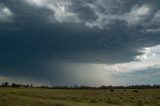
[0,87,160,106]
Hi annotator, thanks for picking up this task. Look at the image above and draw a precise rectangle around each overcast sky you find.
[0,0,160,86]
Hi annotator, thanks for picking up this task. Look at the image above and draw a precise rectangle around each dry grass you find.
[0,88,160,106]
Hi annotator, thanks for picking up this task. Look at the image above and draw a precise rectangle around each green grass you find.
[0,88,160,106]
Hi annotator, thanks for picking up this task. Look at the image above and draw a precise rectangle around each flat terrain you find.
[0,88,160,106]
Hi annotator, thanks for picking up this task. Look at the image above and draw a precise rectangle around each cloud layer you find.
[0,0,160,86]
[0,4,13,23]
[23,0,160,29]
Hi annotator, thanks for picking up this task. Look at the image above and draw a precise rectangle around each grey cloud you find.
[0,3,13,23]
[19,0,160,29]
[0,0,160,85]
[105,64,160,85]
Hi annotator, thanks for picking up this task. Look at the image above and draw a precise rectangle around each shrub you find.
[133,90,139,93]
[156,104,160,106]
[90,98,98,103]
[105,97,122,105]
[54,102,69,106]
[136,100,143,106]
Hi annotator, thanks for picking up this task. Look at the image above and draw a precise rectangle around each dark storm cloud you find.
[0,0,160,84]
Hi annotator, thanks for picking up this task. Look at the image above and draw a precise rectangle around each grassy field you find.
[0,88,160,106]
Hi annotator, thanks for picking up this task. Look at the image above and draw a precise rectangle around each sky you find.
[0,0,160,86]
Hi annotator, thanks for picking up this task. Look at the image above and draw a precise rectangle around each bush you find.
[156,104,160,106]
[105,97,122,105]
[136,100,143,106]
[90,99,98,103]
[54,102,70,106]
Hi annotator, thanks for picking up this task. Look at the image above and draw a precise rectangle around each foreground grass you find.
[0,88,160,106]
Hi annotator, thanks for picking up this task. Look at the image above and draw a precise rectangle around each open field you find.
[0,88,160,106]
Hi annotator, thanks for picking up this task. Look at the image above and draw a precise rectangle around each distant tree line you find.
[39,85,160,90]
[0,82,33,88]
[1,82,160,89]
[37,84,160,89]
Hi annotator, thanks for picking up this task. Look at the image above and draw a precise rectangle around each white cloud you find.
[101,45,160,73]
[136,45,160,62]
[136,47,154,61]
[146,28,160,33]
[84,0,123,29]
[124,4,151,25]
[25,0,81,23]
[79,0,153,28]
[24,0,159,29]
[151,10,160,24]
[0,4,14,23]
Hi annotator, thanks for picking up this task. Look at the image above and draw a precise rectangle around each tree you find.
[30,84,33,88]
[1,83,5,87]
[5,82,9,87]
[2,82,9,87]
